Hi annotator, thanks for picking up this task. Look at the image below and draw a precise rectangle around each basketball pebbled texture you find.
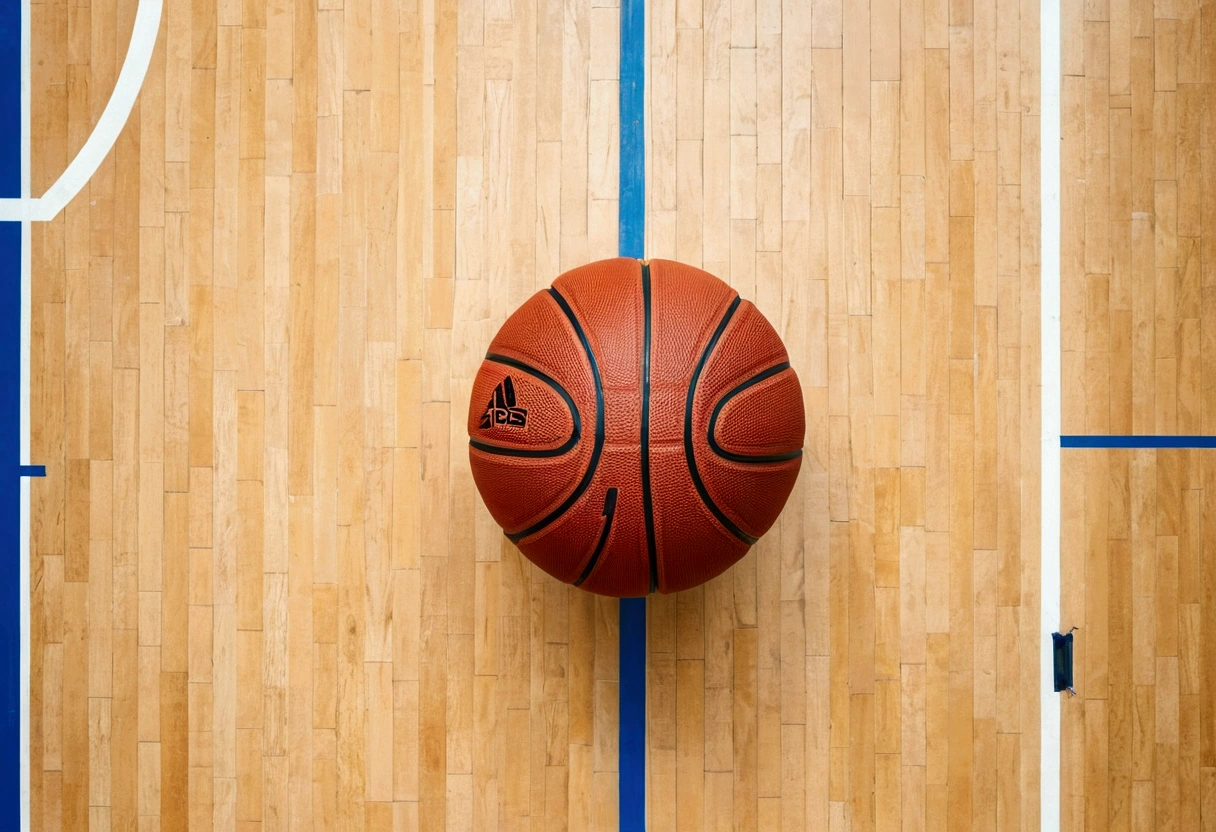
[467,258,805,596]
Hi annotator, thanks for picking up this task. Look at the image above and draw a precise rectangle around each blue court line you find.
[619,596,646,830]
[618,0,646,828]
[1061,435,1216,449]
[619,0,645,263]
[0,0,22,822]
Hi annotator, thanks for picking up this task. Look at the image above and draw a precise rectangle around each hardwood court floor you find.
[26,0,1044,828]
[1058,0,1216,828]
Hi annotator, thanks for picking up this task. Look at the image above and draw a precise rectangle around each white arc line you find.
[1040,0,1063,824]
[0,0,162,222]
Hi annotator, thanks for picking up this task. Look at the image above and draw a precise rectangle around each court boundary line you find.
[1040,0,1062,823]
[618,0,647,827]
[19,0,32,825]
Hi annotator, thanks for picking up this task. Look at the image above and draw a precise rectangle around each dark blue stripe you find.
[0,0,17,200]
[618,0,646,827]
[619,596,646,829]
[0,0,21,824]
[1061,435,1216,448]
[0,226,19,832]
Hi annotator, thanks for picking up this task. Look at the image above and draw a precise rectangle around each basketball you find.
[467,258,805,596]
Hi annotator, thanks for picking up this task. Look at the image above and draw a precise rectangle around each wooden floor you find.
[1058,0,1216,827]
[24,0,1049,828]
[1059,449,1216,832]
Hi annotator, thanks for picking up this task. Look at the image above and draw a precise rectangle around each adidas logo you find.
[479,375,528,429]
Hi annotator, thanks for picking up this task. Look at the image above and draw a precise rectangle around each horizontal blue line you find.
[17,465,44,478]
[1061,435,1216,448]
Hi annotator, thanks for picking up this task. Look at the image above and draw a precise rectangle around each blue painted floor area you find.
[0,0,22,823]
[0,222,21,830]
[0,7,16,199]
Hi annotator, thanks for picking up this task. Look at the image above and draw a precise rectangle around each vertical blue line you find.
[0,3,18,196]
[618,0,645,262]
[0,0,22,825]
[619,596,646,830]
[618,0,646,828]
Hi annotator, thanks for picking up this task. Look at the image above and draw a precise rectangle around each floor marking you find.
[1,0,27,825]
[618,0,646,827]
[1040,0,1063,823]
[619,596,646,831]
[18,218,30,832]
[0,0,163,222]
[618,0,645,261]
[20,2,31,825]
[1061,435,1216,448]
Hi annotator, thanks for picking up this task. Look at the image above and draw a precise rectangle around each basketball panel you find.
[711,367,806,459]
[646,260,739,385]
[468,289,599,537]
[551,258,644,392]
[517,446,651,597]
[468,444,595,537]
[468,359,578,454]
[646,259,739,447]
[484,289,599,425]
[648,445,752,593]
[689,299,806,539]
[690,455,803,539]
[695,298,791,394]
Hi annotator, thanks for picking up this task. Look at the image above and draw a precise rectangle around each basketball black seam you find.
[505,287,605,544]
[573,487,618,587]
[469,353,581,458]
[706,361,804,464]
[684,296,759,546]
[640,262,658,593]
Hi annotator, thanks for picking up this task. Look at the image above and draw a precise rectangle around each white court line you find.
[1040,0,1063,823]
[0,0,163,223]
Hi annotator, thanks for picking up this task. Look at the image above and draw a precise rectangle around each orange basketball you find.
[467,258,805,596]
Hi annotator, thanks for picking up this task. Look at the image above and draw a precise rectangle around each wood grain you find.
[644,0,1042,826]
[27,0,1047,827]
[1058,0,1216,823]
